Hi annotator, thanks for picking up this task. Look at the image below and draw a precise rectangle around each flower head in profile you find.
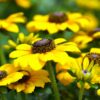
[0,64,24,86]
[8,64,50,93]
[71,28,100,49]
[0,12,26,33]
[4,32,40,50]
[9,38,80,70]
[56,48,100,88]
[26,12,92,34]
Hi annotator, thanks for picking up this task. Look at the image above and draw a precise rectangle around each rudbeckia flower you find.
[8,65,50,93]
[0,12,26,33]
[26,12,92,34]
[71,28,100,49]
[0,64,24,86]
[9,38,80,70]
[15,0,31,8]
[4,32,40,49]
[56,48,100,88]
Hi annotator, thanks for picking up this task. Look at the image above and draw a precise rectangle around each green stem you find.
[1,94,7,100]
[78,82,85,100]
[47,62,60,100]
[0,46,6,65]
[16,92,23,100]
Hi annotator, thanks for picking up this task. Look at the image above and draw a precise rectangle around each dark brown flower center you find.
[0,71,7,80]
[17,75,30,83]
[86,53,100,65]
[48,12,68,23]
[32,39,55,53]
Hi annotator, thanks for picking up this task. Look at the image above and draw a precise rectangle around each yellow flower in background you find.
[76,13,98,31]
[9,38,80,70]
[8,66,50,93]
[15,0,31,8]
[0,64,24,86]
[0,12,26,33]
[97,89,100,96]
[56,48,100,87]
[76,0,100,10]
[26,12,93,34]
[4,33,40,49]
[56,57,75,86]
[71,28,100,49]
[57,71,75,86]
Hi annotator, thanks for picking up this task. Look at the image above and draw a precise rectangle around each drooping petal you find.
[23,83,35,93]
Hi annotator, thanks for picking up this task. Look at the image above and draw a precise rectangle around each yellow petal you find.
[7,12,26,23]
[47,23,58,34]
[9,50,30,58]
[8,40,17,47]
[16,44,32,50]
[33,15,48,21]
[4,23,19,33]
[54,38,67,45]
[24,83,35,93]
[0,72,24,86]
[18,33,25,43]
[67,22,79,32]
[56,42,80,53]
[83,57,90,70]
[90,48,100,53]
[28,54,45,70]
[15,0,31,8]
[15,84,25,92]
[51,50,70,65]
[57,22,68,30]
[57,72,75,86]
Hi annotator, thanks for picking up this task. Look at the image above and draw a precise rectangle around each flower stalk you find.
[0,46,6,65]
[78,82,85,100]
[47,62,60,100]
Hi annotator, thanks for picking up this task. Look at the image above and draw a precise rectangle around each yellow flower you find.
[8,67,50,93]
[9,38,80,70]
[97,89,100,96]
[4,32,40,49]
[71,28,100,49]
[57,72,75,86]
[15,0,31,8]
[76,0,100,10]
[0,64,24,86]
[26,12,92,34]
[83,14,98,31]
[0,12,26,33]
[56,48,100,87]
[56,57,76,86]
